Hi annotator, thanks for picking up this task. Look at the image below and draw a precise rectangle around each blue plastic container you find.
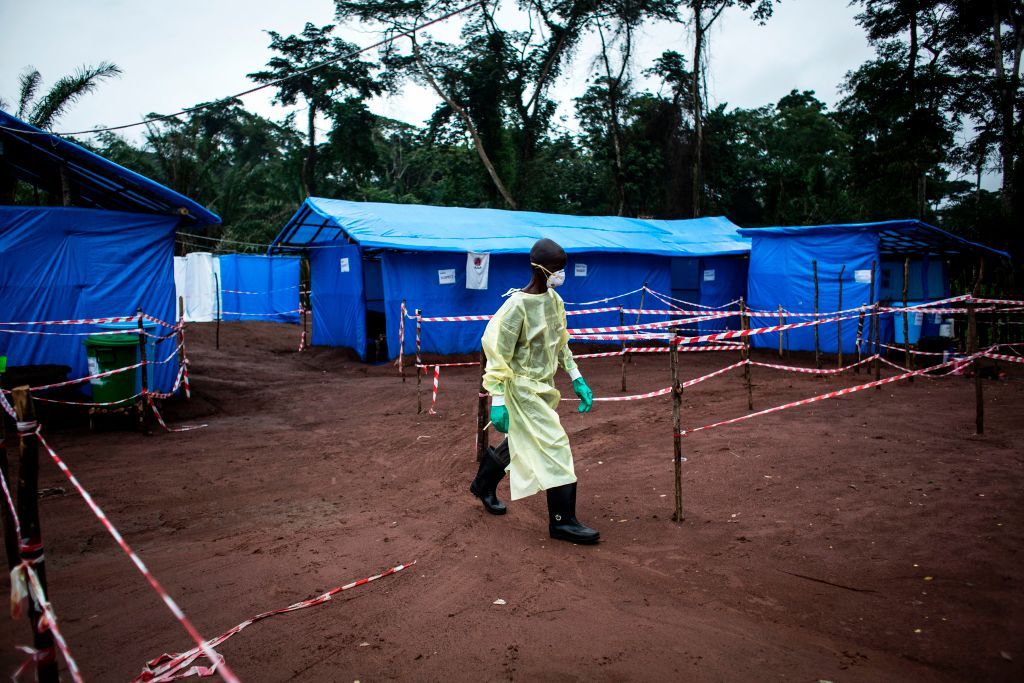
[94,322,159,393]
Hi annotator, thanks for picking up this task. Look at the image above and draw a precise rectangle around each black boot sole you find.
[549,527,600,544]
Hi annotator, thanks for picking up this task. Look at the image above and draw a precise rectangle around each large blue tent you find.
[0,110,220,395]
[271,198,750,360]
[738,220,1010,354]
[217,254,301,324]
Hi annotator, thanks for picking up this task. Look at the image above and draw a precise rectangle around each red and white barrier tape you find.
[428,366,440,414]
[674,307,871,346]
[415,361,478,368]
[11,562,83,683]
[643,287,739,310]
[680,353,979,437]
[748,355,878,375]
[0,315,138,327]
[984,351,1024,364]
[220,284,301,294]
[0,390,16,418]
[564,306,621,316]
[569,312,728,335]
[417,313,492,322]
[35,428,238,682]
[879,343,946,356]
[147,396,207,432]
[564,286,645,306]
[134,561,415,683]
[1,343,185,395]
[973,297,1024,306]
[398,301,406,376]
[570,332,675,341]
[619,308,737,318]
[218,308,303,317]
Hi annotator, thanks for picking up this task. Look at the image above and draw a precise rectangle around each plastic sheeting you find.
[218,254,301,323]
[272,198,750,257]
[0,206,179,393]
[381,251,671,358]
[174,253,220,322]
[746,230,878,354]
[310,244,366,356]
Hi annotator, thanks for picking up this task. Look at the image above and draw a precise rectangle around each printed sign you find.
[339,257,350,273]
[466,252,490,290]
[703,269,715,282]
[854,269,872,283]
[913,312,924,325]
[574,263,588,277]
[438,268,457,285]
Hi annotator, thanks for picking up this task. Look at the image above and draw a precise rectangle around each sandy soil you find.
[2,321,1022,682]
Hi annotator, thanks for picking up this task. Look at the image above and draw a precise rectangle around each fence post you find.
[137,309,151,434]
[177,296,190,400]
[476,353,489,463]
[837,265,845,370]
[0,413,19,573]
[812,260,821,370]
[11,387,59,683]
[740,297,753,410]
[903,257,913,382]
[855,309,865,374]
[969,258,985,435]
[670,330,684,523]
[619,306,627,391]
[777,305,784,358]
[870,260,880,386]
[415,309,423,414]
[214,272,221,351]
[400,299,407,383]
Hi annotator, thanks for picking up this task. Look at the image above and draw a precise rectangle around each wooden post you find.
[476,353,489,463]
[777,305,784,358]
[177,296,190,400]
[870,260,881,385]
[740,297,753,410]
[812,260,821,370]
[400,299,407,383]
[628,282,648,366]
[11,387,59,683]
[855,309,865,374]
[903,257,913,382]
[137,309,151,434]
[415,309,423,414]
[0,414,19,573]
[670,331,684,523]
[214,271,221,351]
[837,265,846,369]
[969,258,985,435]
[619,306,627,392]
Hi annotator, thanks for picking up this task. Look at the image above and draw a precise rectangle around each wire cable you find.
[0,0,483,137]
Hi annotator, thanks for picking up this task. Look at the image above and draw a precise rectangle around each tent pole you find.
[476,353,488,463]
[903,257,913,382]
[11,387,59,683]
[178,296,190,400]
[812,260,820,370]
[740,297,752,410]
[670,328,684,523]
[837,265,845,370]
[415,309,422,414]
[619,306,627,392]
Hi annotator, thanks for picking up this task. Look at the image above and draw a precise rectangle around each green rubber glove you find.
[573,377,593,413]
[490,404,509,433]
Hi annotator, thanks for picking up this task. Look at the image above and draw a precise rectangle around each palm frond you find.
[17,68,43,118]
[29,61,123,129]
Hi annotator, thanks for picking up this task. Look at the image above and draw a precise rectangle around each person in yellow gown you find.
[469,238,599,544]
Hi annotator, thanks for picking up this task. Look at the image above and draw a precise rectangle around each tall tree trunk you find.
[691,0,705,218]
[908,6,925,218]
[303,104,318,197]
[993,2,1015,217]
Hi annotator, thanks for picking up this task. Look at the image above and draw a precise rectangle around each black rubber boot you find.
[470,445,508,515]
[547,483,600,544]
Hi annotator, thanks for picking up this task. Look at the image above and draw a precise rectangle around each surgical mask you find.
[531,262,566,288]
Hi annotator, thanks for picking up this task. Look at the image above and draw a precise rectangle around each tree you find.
[248,22,383,197]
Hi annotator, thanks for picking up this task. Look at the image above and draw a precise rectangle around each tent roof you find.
[0,110,220,227]
[269,197,750,257]
[738,219,1008,259]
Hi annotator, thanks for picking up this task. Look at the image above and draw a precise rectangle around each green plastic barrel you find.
[83,334,139,406]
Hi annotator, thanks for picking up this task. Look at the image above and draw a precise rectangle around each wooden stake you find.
[137,309,151,434]
[628,282,648,366]
[177,296,190,400]
[11,387,59,683]
[670,332,684,523]
[415,308,422,414]
[214,271,221,351]
[813,260,821,370]
[777,305,784,358]
[855,310,865,374]
[476,353,489,463]
[903,257,913,383]
[400,299,407,383]
[619,306,627,392]
[870,260,880,386]
[837,265,846,369]
[740,297,753,410]
[969,258,985,435]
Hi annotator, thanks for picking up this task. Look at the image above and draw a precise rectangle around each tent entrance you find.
[363,255,388,362]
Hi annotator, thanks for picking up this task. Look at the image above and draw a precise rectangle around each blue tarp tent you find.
[271,198,750,360]
[738,220,1009,354]
[0,110,220,395]
[218,254,301,323]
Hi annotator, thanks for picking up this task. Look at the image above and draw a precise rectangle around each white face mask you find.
[547,269,566,288]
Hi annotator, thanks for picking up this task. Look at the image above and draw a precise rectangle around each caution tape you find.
[134,561,415,683]
[748,355,878,375]
[218,308,303,317]
[569,312,729,335]
[564,286,645,306]
[0,314,138,327]
[35,428,238,682]
[983,351,1024,364]
[428,366,440,415]
[879,343,947,356]
[680,353,979,437]
[147,396,207,433]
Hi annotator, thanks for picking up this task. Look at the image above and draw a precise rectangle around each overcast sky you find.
[1,0,875,132]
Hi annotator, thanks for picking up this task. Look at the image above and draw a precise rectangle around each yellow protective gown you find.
[482,289,579,500]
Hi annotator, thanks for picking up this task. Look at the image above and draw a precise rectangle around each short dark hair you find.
[530,238,566,270]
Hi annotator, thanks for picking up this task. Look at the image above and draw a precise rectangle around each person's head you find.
[530,238,567,288]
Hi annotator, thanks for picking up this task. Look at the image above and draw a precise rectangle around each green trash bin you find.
[83,334,139,407]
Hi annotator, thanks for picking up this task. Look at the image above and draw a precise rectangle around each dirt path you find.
[2,321,1022,682]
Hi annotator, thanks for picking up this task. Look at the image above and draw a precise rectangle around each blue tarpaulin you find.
[0,206,181,393]
[218,254,301,323]
[274,199,750,360]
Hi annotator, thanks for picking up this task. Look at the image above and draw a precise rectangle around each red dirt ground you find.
[2,321,1023,682]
